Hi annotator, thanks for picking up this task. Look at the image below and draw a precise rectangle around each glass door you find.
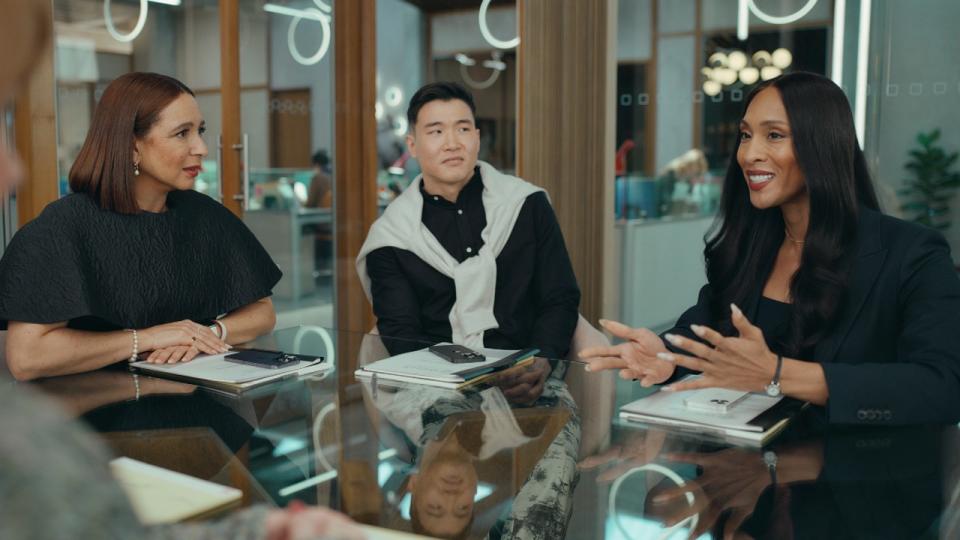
[53,0,224,199]
[50,0,339,326]
[237,0,337,328]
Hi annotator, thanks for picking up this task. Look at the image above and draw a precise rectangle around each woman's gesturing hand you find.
[658,304,777,393]
[139,320,230,363]
[579,319,676,386]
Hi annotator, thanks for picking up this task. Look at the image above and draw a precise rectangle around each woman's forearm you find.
[780,358,829,405]
[6,322,136,381]
[217,297,277,345]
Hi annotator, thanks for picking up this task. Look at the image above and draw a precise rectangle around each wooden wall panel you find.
[14,23,58,227]
[219,0,242,216]
[518,0,616,323]
[334,0,378,366]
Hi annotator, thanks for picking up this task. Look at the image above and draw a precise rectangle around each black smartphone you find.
[224,348,301,369]
[429,344,486,363]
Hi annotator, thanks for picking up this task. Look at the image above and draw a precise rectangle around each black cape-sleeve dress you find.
[0,189,281,331]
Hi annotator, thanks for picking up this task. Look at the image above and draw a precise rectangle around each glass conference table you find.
[31,326,960,539]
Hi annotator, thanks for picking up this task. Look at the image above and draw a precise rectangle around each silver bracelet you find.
[125,329,139,363]
[213,319,228,342]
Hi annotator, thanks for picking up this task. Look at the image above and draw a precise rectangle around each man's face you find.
[406,99,480,188]
[409,432,479,538]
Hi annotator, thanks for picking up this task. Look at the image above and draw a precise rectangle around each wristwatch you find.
[765,354,783,397]
[763,450,778,485]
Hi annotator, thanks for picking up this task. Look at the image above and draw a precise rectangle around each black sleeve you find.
[821,230,960,424]
[527,193,580,359]
[659,283,718,382]
[366,247,435,355]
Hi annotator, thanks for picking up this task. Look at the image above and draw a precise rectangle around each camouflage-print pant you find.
[483,379,582,540]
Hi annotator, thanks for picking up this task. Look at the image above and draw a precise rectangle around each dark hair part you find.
[69,72,195,214]
[705,71,880,354]
[406,82,477,130]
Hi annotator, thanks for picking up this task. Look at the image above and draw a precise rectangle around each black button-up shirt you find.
[366,168,580,359]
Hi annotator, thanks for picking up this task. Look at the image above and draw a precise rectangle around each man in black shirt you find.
[356,82,580,402]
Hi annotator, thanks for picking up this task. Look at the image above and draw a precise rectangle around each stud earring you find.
[133,163,140,176]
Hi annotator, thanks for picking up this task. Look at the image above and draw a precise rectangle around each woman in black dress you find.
[0,72,281,380]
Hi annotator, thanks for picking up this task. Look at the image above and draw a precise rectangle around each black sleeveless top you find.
[0,190,281,331]
[755,296,814,359]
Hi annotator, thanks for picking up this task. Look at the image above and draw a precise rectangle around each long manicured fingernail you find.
[690,324,706,337]
[664,333,682,346]
[662,385,675,392]
[599,319,609,326]
[731,303,742,317]
[584,365,593,372]
[657,352,676,362]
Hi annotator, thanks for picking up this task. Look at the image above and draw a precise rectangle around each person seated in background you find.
[0,3,361,538]
[356,82,580,403]
[0,72,281,380]
[306,148,333,208]
[581,72,960,425]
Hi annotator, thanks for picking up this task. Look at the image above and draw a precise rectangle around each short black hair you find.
[406,81,477,131]
[311,149,330,168]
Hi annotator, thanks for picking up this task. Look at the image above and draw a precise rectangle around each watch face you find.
[765,383,781,397]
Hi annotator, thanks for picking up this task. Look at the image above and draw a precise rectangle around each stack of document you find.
[619,375,807,446]
[130,351,329,393]
[355,345,537,389]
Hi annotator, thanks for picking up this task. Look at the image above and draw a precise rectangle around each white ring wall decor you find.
[749,0,819,25]
[737,0,819,40]
[286,1,333,66]
[459,63,501,90]
[104,0,149,43]
[479,0,519,50]
[608,464,699,540]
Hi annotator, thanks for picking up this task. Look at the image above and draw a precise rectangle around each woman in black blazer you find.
[582,72,960,425]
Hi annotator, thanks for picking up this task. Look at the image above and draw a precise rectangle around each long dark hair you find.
[704,72,880,355]
[69,72,195,213]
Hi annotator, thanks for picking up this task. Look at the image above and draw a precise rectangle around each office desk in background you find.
[244,208,332,302]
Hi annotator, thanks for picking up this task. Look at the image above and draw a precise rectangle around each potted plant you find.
[899,129,960,229]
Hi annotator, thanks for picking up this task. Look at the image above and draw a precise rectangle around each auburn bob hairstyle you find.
[68,72,194,214]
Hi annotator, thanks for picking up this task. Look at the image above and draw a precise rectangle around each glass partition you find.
[374,0,518,206]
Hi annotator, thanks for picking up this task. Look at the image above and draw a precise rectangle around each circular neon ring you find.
[104,0,149,43]
[479,0,519,50]
[287,9,332,66]
[748,0,819,25]
[609,464,699,540]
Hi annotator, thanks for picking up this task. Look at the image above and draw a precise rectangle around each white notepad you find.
[354,345,532,389]
[619,375,805,445]
[110,457,242,524]
[130,352,329,392]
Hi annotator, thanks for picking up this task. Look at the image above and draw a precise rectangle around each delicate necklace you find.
[784,227,805,245]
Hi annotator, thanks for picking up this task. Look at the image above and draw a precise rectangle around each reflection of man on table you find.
[360,376,581,539]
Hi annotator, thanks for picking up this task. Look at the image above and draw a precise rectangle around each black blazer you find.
[664,208,960,425]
